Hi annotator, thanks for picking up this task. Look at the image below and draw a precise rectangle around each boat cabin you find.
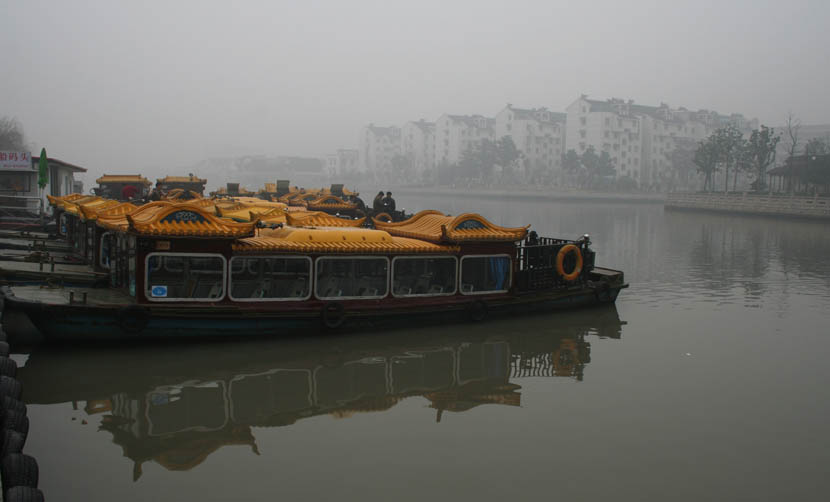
[77,205,593,308]
[94,175,152,201]
[156,175,207,196]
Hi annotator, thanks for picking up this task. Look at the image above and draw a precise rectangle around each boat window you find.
[145,253,226,301]
[128,236,136,297]
[99,232,113,269]
[315,257,388,299]
[460,255,511,294]
[392,256,457,297]
[229,256,311,301]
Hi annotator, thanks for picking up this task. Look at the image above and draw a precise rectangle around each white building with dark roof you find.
[494,104,567,175]
[325,149,359,176]
[401,120,435,174]
[434,114,495,167]
[359,125,401,174]
[566,96,759,187]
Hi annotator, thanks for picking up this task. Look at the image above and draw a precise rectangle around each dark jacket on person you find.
[383,196,396,213]
[372,194,385,212]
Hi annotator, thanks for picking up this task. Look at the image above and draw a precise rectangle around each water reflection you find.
[19,307,623,480]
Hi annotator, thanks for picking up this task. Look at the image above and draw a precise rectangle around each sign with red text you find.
[0,151,32,170]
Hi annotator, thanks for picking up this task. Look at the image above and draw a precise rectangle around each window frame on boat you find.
[228,255,313,302]
[144,252,228,302]
[58,212,68,236]
[459,254,512,295]
[390,255,458,298]
[98,231,113,269]
[314,256,390,301]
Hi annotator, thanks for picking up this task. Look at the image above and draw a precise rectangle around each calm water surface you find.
[16,194,830,501]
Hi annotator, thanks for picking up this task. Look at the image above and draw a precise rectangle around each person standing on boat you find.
[383,191,396,213]
[373,191,385,212]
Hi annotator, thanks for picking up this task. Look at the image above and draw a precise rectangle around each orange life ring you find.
[556,244,583,281]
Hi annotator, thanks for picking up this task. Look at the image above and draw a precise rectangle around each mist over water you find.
[17,195,830,501]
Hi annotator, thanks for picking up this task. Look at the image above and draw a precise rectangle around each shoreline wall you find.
[665,192,830,220]
[391,186,665,204]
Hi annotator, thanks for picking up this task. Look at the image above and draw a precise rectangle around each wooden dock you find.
[665,192,830,220]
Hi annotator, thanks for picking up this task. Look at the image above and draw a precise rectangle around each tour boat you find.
[156,175,207,196]
[1,196,627,342]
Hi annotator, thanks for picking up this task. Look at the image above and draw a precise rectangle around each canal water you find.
[16,194,830,501]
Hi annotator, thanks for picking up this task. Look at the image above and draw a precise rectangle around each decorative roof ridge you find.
[286,211,365,227]
[126,203,258,238]
[447,213,531,233]
[441,213,529,242]
[309,194,349,204]
[95,174,151,185]
[157,175,207,184]
[77,200,121,221]
[373,209,446,228]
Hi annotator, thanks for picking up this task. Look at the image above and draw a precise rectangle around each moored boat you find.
[1,202,627,343]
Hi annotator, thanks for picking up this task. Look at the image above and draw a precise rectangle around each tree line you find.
[0,117,27,151]
[691,124,780,192]
[689,119,830,193]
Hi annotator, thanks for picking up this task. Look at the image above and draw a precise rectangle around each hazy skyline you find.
[3,0,829,182]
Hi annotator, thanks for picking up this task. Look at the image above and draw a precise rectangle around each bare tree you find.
[784,113,801,193]
[0,116,27,151]
[741,126,780,191]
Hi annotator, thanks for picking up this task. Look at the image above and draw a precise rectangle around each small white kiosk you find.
[0,151,87,219]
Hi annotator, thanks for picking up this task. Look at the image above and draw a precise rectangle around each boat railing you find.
[0,194,45,226]
[515,236,596,291]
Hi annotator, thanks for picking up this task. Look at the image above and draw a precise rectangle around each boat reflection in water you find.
[19,307,623,480]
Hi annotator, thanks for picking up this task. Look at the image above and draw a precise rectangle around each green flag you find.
[38,148,48,189]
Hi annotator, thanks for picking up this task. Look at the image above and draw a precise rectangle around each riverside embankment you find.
[391,185,665,204]
[665,192,830,220]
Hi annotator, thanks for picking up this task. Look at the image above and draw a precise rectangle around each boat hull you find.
[1,280,625,342]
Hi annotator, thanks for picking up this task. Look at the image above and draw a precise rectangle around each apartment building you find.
[494,104,566,174]
[359,125,401,174]
[434,114,495,167]
[325,149,359,176]
[566,97,644,180]
[401,120,435,174]
[566,96,759,186]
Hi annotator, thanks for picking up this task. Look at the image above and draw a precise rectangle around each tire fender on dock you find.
[1,454,39,491]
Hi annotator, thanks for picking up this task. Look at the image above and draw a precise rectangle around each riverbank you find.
[390,185,666,204]
[665,192,830,220]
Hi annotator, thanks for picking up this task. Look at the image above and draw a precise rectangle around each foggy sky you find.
[3,0,829,183]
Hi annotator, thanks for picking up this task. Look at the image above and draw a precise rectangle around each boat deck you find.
[0,249,84,264]
[0,230,52,240]
[6,285,136,306]
[0,260,107,284]
[0,236,73,253]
